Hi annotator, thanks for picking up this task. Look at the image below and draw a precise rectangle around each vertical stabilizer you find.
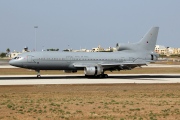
[137,27,159,51]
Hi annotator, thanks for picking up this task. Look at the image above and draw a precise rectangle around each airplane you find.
[9,27,159,78]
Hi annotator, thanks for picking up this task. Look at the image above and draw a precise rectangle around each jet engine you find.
[84,66,103,76]
[150,53,159,61]
[116,43,132,51]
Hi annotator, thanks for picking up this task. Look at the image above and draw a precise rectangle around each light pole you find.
[34,26,38,51]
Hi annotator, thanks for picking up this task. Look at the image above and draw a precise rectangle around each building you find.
[9,50,21,58]
[155,45,180,56]
[92,45,116,52]
[72,49,92,52]
[155,45,167,55]
[63,45,117,52]
[9,46,30,58]
[92,45,105,52]
[173,48,180,55]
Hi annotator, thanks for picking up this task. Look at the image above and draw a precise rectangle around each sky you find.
[0,0,180,52]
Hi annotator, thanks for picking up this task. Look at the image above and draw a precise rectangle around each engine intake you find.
[84,66,103,76]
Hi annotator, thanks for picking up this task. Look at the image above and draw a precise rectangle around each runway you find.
[0,74,180,85]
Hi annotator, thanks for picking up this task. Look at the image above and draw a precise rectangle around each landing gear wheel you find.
[99,74,108,78]
[99,74,103,78]
[35,70,41,78]
[104,74,108,78]
[37,75,41,78]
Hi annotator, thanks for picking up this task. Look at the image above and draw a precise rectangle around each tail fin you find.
[137,27,159,51]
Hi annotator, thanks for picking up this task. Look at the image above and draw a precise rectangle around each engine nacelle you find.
[84,66,103,76]
[151,53,159,61]
[63,70,77,73]
[116,44,132,51]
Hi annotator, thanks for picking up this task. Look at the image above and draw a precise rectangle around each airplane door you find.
[27,55,34,63]
[66,56,73,63]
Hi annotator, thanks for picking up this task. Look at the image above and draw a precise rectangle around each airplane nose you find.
[9,59,23,67]
[9,60,15,66]
[9,59,20,67]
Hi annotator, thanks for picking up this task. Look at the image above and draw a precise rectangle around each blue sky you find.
[0,0,180,52]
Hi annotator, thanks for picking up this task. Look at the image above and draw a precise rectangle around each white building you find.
[9,50,21,58]
[72,49,93,52]
[155,45,180,56]
[9,47,30,58]
[155,45,167,55]
[92,45,105,52]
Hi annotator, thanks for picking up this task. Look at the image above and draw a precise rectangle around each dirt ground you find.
[1,62,180,119]
[0,84,180,120]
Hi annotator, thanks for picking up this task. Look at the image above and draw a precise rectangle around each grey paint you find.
[9,27,159,76]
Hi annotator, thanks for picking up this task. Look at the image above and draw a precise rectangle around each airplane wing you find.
[73,63,98,67]
[73,62,147,67]
[73,59,148,69]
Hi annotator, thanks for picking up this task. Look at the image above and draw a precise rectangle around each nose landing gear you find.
[35,70,41,78]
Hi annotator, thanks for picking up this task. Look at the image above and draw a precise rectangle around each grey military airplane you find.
[9,27,159,78]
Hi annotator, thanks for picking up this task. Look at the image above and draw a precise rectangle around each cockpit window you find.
[13,57,22,59]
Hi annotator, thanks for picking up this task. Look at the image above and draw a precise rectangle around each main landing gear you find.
[35,70,41,78]
[99,74,108,78]
[98,71,108,78]
[85,74,108,78]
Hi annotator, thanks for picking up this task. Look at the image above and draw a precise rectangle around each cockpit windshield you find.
[13,57,22,59]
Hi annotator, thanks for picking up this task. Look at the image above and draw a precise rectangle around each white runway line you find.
[143,64,180,68]
[0,74,180,85]
[0,65,18,68]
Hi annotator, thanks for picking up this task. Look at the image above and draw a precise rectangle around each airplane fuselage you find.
[9,50,154,70]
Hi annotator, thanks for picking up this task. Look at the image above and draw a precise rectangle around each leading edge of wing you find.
[73,62,148,68]
[73,63,98,67]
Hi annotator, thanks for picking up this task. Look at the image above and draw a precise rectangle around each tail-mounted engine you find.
[151,53,159,61]
[84,66,103,76]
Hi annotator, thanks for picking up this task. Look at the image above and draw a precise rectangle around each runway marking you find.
[0,74,180,85]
